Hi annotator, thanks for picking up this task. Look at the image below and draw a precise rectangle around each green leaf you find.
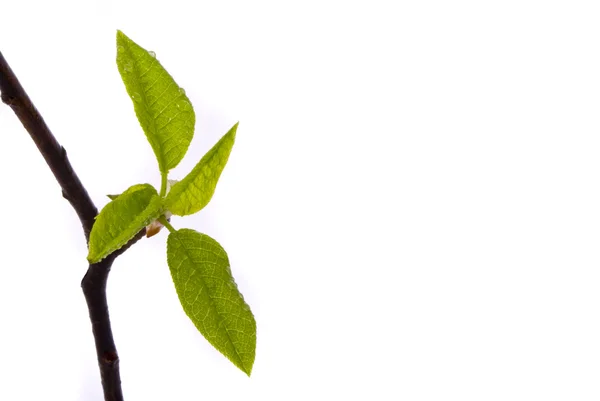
[88,184,162,263]
[167,228,256,375]
[165,123,238,216]
[116,30,195,173]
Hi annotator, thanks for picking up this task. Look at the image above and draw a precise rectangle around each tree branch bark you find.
[0,52,97,241]
[0,50,138,401]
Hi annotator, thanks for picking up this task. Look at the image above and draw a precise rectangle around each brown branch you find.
[0,53,97,241]
[0,50,137,401]
[81,229,145,401]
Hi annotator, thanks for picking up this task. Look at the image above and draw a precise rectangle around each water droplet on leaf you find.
[148,50,156,58]
[176,99,189,110]
[117,46,125,53]
[178,87,186,95]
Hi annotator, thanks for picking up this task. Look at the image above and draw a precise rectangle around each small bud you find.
[145,220,163,238]
[145,211,172,238]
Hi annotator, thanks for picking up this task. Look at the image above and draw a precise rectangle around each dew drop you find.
[176,99,189,110]
[148,50,156,58]
[123,61,133,72]
[178,87,186,95]
[117,45,125,53]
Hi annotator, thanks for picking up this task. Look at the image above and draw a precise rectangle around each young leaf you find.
[165,123,238,216]
[88,184,162,263]
[167,228,256,375]
[116,30,195,173]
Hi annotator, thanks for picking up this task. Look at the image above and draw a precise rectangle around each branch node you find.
[103,351,119,365]
[1,93,15,105]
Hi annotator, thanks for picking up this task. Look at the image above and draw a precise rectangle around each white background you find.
[0,1,599,400]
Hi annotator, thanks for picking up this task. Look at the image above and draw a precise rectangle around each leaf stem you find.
[160,172,168,197]
[159,215,176,232]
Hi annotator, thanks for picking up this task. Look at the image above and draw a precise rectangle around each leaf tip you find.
[116,30,132,50]
[226,121,239,143]
[86,244,105,264]
[244,361,254,377]
[86,253,98,264]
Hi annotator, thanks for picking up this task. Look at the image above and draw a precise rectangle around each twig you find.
[0,50,137,401]
[81,230,145,401]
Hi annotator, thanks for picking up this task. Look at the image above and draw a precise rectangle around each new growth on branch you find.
[0,30,256,401]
